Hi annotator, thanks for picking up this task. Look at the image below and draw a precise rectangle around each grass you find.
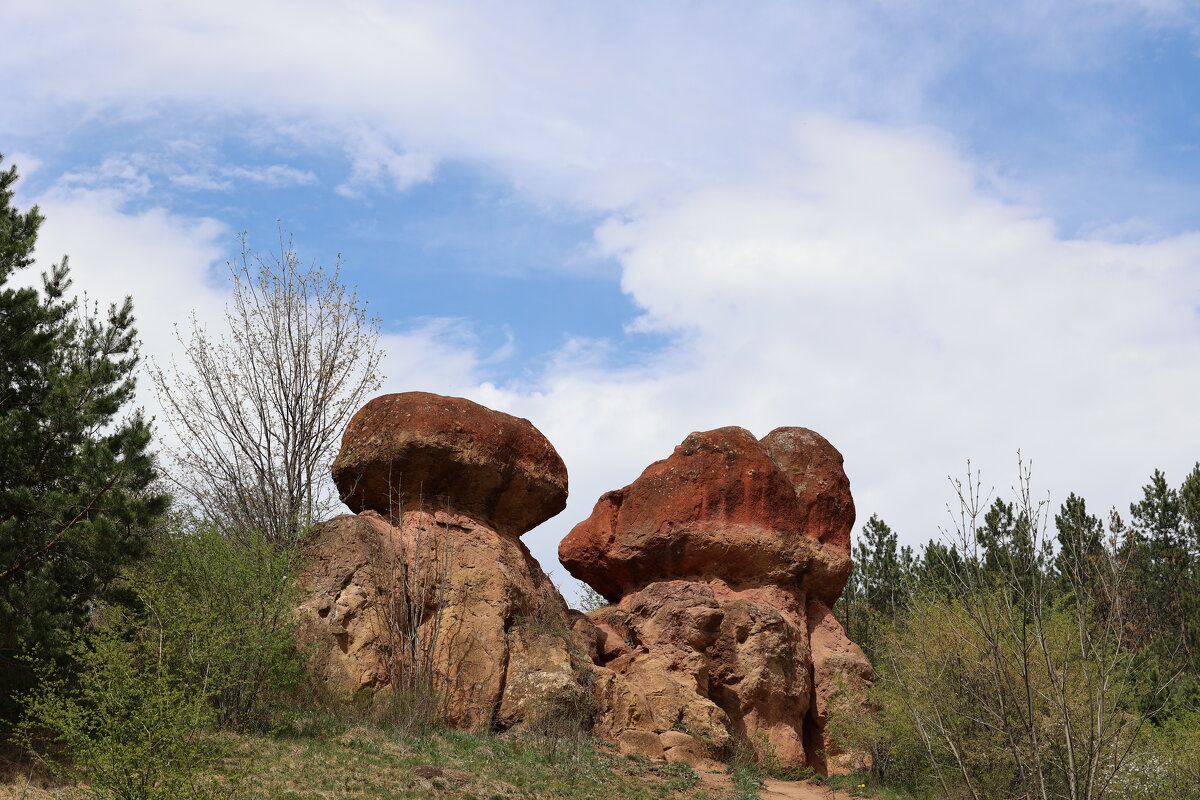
[6,705,924,800]
[822,772,924,800]
[728,762,762,800]
[3,714,718,800]
[222,725,708,800]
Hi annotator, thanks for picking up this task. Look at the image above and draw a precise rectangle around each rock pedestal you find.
[297,392,587,730]
[560,426,873,773]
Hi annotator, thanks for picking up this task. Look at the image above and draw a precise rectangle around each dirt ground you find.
[698,770,856,800]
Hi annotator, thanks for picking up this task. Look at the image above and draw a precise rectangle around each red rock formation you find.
[561,426,871,773]
[559,427,854,605]
[300,392,586,730]
[302,395,872,765]
[333,391,568,537]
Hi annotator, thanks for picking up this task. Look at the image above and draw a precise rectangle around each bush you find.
[18,518,307,797]
[133,519,306,730]
[1116,712,1200,799]
[851,588,1146,799]
[19,629,222,800]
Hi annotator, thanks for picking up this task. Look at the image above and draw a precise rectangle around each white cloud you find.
[336,133,436,197]
[30,183,231,429]
[56,157,153,197]
[4,152,43,177]
[224,164,317,187]
[0,2,957,208]
[169,172,230,192]
[167,163,318,192]
[378,317,491,398]
[5,1,1192,206]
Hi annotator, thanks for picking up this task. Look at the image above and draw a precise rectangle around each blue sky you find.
[4,1,1200,595]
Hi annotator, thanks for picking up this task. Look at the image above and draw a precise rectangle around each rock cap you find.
[332,391,567,536]
[559,425,853,601]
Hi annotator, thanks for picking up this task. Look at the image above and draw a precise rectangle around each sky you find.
[3,0,1200,600]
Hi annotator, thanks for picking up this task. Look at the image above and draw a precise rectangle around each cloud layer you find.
[5,1,1200,597]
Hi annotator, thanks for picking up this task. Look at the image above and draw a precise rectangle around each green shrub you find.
[849,589,1147,799]
[1117,712,1200,799]
[134,520,306,730]
[19,629,223,800]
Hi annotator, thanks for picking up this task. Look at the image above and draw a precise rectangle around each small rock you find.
[618,728,665,759]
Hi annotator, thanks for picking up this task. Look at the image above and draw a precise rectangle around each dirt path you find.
[759,777,854,799]
[697,771,856,799]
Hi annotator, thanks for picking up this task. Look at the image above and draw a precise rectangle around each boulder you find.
[561,426,870,773]
[332,392,568,537]
[304,396,874,768]
[559,426,854,604]
[300,393,586,730]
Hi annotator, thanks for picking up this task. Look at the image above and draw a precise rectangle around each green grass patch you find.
[825,771,926,799]
[193,725,715,800]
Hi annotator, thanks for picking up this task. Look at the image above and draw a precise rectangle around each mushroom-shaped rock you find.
[558,426,854,603]
[302,392,587,731]
[561,424,870,775]
[332,391,568,536]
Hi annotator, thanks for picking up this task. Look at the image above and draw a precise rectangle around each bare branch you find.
[150,231,384,545]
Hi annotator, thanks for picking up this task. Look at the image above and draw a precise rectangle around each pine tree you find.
[913,539,965,595]
[0,155,167,716]
[1179,462,1200,555]
[841,514,914,658]
[1131,469,1183,548]
[1124,468,1200,716]
[854,514,911,616]
[1053,492,1104,595]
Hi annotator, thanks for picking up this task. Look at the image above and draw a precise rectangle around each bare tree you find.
[151,232,383,545]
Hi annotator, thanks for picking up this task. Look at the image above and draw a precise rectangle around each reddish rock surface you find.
[301,393,586,730]
[559,426,854,604]
[332,392,567,537]
[760,427,856,553]
[562,426,870,773]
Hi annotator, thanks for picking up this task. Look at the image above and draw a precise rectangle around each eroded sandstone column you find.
[297,392,589,730]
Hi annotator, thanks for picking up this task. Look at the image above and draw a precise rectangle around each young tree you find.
[867,461,1154,800]
[842,514,914,657]
[151,233,383,545]
[978,496,1047,594]
[912,539,965,596]
[1181,463,1200,554]
[1130,470,1183,545]
[0,155,167,715]
[855,514,912,614]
